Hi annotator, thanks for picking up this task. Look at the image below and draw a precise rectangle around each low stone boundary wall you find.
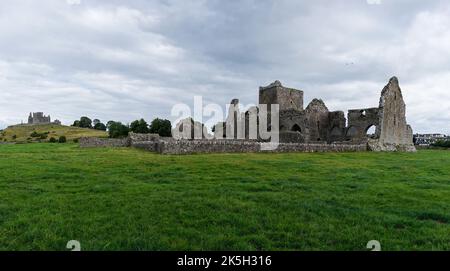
[129,132,160,142]
[132,141,159,152]
[80,134,367,154]
[158,140,260,155]
[79,137,131,148]
[265,142,367,153]
[158,139,367,155]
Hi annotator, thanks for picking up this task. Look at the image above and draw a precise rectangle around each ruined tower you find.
[369,77,416,152]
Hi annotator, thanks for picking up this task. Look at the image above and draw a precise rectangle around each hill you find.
[0,124,108,143]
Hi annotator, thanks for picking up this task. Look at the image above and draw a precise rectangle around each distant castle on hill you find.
[27,112,61,125]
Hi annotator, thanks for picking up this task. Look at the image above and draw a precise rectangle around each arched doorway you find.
[366,125,376,138]
[291,124,301,132]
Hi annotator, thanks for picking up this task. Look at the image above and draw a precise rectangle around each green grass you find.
[0,124,107,143]
[0,143,449,251]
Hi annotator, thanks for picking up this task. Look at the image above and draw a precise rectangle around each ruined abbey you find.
[80,76,416,154]
[213,76,416,152]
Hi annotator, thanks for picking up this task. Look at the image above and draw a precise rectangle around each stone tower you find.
[259,80,304,111]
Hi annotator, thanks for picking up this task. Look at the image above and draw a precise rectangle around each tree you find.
[130,119,150,134]
[108,121,130,138]
[79,117,93,128]
[72,117,93,128]
[432,140,450,148]
[93,119,101,126]
[149,118,172,137]
[49,137,57,143]
[94,122,107,131]
[106,121,116,130]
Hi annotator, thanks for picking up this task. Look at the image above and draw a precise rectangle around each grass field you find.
[0,143,449,251]
[0,124,107,143]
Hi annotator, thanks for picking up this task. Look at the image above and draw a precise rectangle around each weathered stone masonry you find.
[80,134,366,154]
[156,140,367,155]
[80,76,416,154]
[211,76,416,152]
[79,137,131,148]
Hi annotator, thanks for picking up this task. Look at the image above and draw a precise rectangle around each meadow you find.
[0,124,107,143]
[0,143,449,251]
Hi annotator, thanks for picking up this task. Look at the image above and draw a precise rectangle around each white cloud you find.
[0,0,449,134]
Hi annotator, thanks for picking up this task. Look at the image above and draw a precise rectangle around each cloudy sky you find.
[0,0,449,134]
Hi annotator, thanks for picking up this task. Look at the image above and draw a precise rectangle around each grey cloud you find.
[0,0,449,134]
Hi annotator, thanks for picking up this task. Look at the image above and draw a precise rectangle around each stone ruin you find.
[186,76,415,152]
[80,77,416,154]
[27,112,61,125]
[28,112,51,124]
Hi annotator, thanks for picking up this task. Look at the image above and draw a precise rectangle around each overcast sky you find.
[0,0,449,134]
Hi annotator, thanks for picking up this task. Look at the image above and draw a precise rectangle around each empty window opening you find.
[292,124,301,132]
[366,125,376,137]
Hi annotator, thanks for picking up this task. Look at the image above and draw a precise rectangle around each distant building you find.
[28,112,51,124]
[27,112,61,125]
[414,134,449,146]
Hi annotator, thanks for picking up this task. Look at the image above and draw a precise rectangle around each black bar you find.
[0,252,447,270]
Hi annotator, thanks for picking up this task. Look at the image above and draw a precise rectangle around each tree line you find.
[72,117,172,138]
[432,140,450,148]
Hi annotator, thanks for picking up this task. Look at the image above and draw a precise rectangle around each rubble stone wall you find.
[79,137,131,148]
[158,139,367,155]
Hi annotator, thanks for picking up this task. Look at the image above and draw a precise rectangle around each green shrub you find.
[49,137,57,143]
[73,138,79,143]
[31,131,49,139]
[432,140,450,148]
[58,136,67,143]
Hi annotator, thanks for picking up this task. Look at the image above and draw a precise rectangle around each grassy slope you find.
[0,124,107,143]
[0,143,449,251]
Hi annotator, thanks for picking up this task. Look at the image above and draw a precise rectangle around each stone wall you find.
[374,77,415,151]
[79,137,131,148]
[79,134,367,154]
[347,107,380,140]
[129,132,160,143]
[158,139,367,155]
[266,142,367,153]
[305,99,330,142]
[132,141,159,152]
[158,140,260,155]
